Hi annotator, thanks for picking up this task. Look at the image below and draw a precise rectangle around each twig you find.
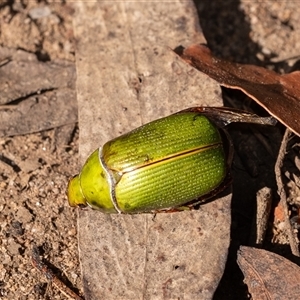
[0,105,18,110]
[275,129,300,256]
[31,246,84,300]
[0,56,11,67]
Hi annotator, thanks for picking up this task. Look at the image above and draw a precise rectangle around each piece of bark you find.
[175,44,300,137]
[275,129,300,257]
[237,246,300,300]
[73,1,231,299]
[249,187,272,246]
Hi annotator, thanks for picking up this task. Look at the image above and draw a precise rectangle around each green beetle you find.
[67,107,276,214]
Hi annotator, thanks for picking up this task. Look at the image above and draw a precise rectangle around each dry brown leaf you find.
[73,2,231,299]
[237,246,300,300]
[175,44,300,137]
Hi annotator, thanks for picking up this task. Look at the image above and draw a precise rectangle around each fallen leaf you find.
[0,47,77,136]
[0,47,76,104]
[175,44,300,137]
[73,2,231,299]
[0,88,77,137]
[237,246,300,300]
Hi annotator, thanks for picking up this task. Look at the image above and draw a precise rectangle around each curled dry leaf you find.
[237,246,300,300]
[175,44,300,137]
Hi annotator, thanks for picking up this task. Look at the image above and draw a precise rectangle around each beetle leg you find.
[180,107,277,128]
